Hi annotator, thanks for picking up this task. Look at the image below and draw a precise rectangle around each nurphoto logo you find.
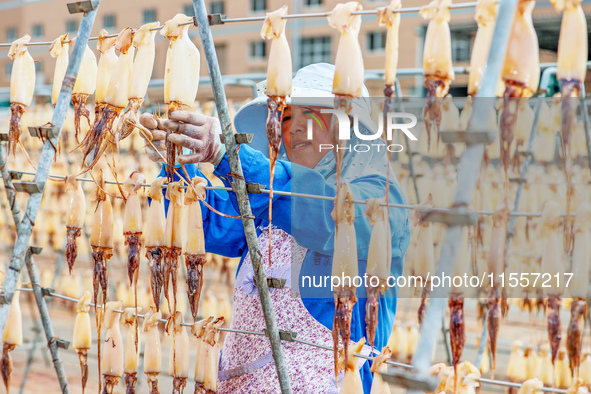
[307,109,418,153]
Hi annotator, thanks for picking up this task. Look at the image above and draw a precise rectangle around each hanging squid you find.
[145,177,167,310]
[49,34,70,106]
[539,200,564,367]
[328,1,364,188]
[339,337,366,393]
[499,0,539,191]
[567,203,591,377]
[101,301,124,394]
[419,0,455,150]
[331,183,359,381]
[551,0,587,252]
[450,227,470,388]
[184,176,208,320]
[116,22,159,142]
[164,181,184,314]
[370,346,393,394]
[468,0,500,97]
[1,287,22,394]
[65,175,86,274]
[413,194,435,326]
[73,291,92,393]
[72,42,97,142]
[261,5,292,257]
[8,35,35,156]
[377,0,401,101]
[79,27,134,170]
[123,307,141,394]
[487,198,511,378]
[193,317,224,394]
[123,171,145,330]
[90,168,114,383]
[364,198,391,350]
[167,311,190,394]
[143,307,162,394]
[160,14,200,180]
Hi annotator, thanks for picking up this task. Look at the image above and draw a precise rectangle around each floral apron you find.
[217,226,372,393]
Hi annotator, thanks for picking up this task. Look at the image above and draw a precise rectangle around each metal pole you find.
[408,0,518,388]
[191,0,292,393]
[0,0,100,368]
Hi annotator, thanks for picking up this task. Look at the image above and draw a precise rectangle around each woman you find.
[140,63,410,393]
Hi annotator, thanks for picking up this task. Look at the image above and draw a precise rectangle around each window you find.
[66,20,77,34]
[6,28,16,41]
[300,36,331,67]
[305,0,322,5]
[103,14,116,29]
[249,41,266,60]
[450,31,472,62]
[251,0,266,12]
[32,24,43,39]
[35,61,43,73]
[5,63,12,80]
[183,4,195,17]
[367,32,386,52]
[210,1,224,14]
[143,9,157,23]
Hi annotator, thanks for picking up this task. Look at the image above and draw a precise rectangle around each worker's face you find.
[281,105,332,169]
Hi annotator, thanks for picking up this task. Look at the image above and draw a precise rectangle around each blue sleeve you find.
[213,145,410,260]
[157,164,248,258]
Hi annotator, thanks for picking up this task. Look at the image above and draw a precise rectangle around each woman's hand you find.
[139,111,225,165]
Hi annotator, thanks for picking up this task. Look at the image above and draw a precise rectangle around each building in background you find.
[0,0,590,107]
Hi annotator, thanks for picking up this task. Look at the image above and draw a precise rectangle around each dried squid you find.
[499,0,539,189]
[552,0,588,252]
[49,34,69,106]
[339,337,366,393]
[72,43,97,141]
[123,307,141,394]
[370,347,393,394]
[90,169,114,383]
[79,28,134,169]
[101,301,124,394]
[567,203,591,377]
[145,177,167,310]
[123,171,145,326]
[364,198,391,350]
[487,198,511,377]
[184,176,208,319]
[164,181,184,313]
[167,311,190,393]
[419,0,455,150]
[116,22,159,141]
[143,307,162,394]
[539,200,564,366]
[193,317,225,394]
[1,286,22,393]
[160,14,200,179]
[328,2,364,188]
[449,227,470,387]
[331,183,359,381]
[65,176,86,274]
[377,0,401,100]
[413,194,434,326]
[73,291,92,393]
[8,35,35,156]
[261,5,291,262]
[517,378,544,394]
[468,0,500,97]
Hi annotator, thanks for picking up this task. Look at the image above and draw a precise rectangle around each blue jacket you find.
[160,144,411,393]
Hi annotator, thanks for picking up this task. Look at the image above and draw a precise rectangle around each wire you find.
[7,169,579,218]
[0,2,478,47]
[7,286,567,393]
